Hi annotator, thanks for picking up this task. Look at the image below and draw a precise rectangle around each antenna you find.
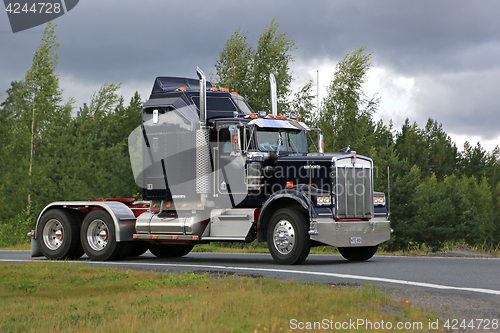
[317,70,320,117]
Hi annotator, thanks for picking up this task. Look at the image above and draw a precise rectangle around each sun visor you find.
[151,76,213,94]
[249,118,307,130]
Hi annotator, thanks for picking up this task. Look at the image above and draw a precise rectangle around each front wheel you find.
[81,210,125,261]
[267,208,310,265]
[338,245,378,261]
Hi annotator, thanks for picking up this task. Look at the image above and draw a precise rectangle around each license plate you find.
[349,237,362,245]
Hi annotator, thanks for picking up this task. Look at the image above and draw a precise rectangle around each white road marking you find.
[2,258,500,296]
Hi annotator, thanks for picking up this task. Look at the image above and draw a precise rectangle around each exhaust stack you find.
[318,133,324,154]
[196,67,207,124]
[195,67,211,195]
[269,73,277,116]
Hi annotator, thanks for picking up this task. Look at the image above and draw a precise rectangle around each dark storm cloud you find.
[409,69,500,141]
[284,1,500,74]
[1,0,499,148]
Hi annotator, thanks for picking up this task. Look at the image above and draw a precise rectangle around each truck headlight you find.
[317,196,331,206]
[373,195,385,205]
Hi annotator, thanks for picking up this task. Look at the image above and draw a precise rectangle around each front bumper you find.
[308,217,391,247]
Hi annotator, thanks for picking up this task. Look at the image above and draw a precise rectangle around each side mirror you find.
[229,125,241,156]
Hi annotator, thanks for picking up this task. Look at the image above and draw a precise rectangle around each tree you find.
[422,118,458,179]
[394,118,427,175]
[395,118,458,179]
[384,165,421,250]
[0,81,32,221]
[249,18,295,113]
[53,83,140,201]
[460,141,488,179]
[214,18,295,114]
[0,22,74,244]
[23,22,71,209]
[318,47,379,154]
[290,80,316,126]
[214,28,253,95]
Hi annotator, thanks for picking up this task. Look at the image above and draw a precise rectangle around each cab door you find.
[214,125,248,208]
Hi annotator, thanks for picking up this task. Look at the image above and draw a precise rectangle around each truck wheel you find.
[80,210,124,261]
[338,246,378,261]
[128,242,149,257]
[267,208,310,265]
[148,243,194,258]
[37,209,82,260]
[67,209,85,259]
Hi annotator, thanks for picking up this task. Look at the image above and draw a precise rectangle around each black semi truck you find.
[29,68,390,264]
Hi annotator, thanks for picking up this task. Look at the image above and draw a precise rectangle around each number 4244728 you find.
[444,319,498,330]
[5,2,62,14]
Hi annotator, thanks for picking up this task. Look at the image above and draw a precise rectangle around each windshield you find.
[256,129,307,154]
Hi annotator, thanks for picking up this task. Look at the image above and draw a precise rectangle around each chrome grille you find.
[334,158,373,218]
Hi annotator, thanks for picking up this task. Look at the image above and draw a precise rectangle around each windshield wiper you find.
[288,136,299,153]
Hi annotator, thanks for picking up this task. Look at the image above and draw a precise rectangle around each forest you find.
[1,21,499,251]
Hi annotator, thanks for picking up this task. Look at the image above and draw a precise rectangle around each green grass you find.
[0,262,438,332]
[0,243,32,251]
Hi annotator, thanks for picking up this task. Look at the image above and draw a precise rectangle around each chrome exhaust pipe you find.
[269,73,277,117]
[196,67,207,124]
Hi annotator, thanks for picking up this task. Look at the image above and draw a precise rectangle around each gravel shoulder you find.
[426,245,497,259]
[383,287,499,332]
[384,246,499,332]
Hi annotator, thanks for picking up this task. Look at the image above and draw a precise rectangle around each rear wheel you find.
[81,210,124,261]
[338,245,378,261]
[148,243,194,258]
[128,242,149,257]
[67,209,85,259]
[267,208,310,265]
[37,209,81,260]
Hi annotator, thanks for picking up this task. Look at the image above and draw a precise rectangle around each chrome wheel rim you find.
[43,219,64,250]
[86,219,109,251]
[272,220,295,254]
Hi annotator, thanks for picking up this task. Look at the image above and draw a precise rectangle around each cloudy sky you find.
[1,0,499,152]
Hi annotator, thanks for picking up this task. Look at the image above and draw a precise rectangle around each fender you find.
[257,189,319,235]
[34,201,137,242]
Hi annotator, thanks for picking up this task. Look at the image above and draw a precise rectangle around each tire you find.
[338,245,378,261]
[148,243,194,258]
[37,209,82,260]
[128,242,149,257]
[67,209,85,259]
[267,208,310,265]
[80,210,124,261]
[176,244,194,257]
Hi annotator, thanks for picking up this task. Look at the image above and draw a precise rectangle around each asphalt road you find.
[1,250,499,305]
